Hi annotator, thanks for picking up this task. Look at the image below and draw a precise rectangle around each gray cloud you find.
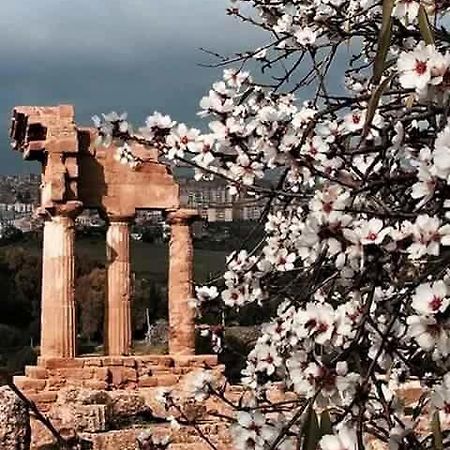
[0,0,263,173]
[1,0,260,62]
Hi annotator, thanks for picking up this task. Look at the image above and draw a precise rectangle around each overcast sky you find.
[0,0,262,174]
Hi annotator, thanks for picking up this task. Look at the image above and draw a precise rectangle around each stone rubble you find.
[0,385,31,450]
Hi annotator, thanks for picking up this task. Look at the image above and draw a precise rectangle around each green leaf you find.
[405,92,415,108]
[373,0,394,84]
[362,74,393,139]
[319,410,332,436]
[418,5,434,45]
[302,407,320,450]
[431,410,444,450]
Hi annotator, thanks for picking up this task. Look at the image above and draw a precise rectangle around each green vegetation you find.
[0,234,227,372]
[13,235,227,283]
[0,227,268,377]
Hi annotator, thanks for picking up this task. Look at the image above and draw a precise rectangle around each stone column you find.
[105,215,133,356]
[40,202,82,358]
[166,209,199,355]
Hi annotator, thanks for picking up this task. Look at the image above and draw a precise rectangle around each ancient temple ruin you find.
[8,106,223,448]
[10,104,200,358]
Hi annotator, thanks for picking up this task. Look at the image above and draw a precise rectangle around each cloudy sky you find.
[0,0,262,173]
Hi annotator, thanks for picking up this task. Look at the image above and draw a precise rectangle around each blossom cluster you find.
[90,0,450,448]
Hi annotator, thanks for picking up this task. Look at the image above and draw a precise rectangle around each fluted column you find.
[105,215,133,356]
[167,209,199,355]
[40,201,82,358]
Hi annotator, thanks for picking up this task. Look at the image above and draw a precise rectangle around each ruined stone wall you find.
[13,355,230,450]
[15,355,220,411]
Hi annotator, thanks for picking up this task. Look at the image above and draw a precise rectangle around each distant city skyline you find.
[0,0,263,174]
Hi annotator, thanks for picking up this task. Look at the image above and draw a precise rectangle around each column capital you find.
[36,201,83,220]
[107,214,135,224]
[98,209,135,224]
[166,208,199,225]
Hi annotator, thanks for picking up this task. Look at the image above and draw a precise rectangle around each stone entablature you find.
[10,105,179,215]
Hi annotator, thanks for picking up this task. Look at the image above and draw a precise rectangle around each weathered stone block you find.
[174,355,218,368]
[137,365,152,377]
[137,355,175,367]
[73,404,109,432]
[173,367,193,375]
[137,376,158,388]
[65,156,79,178]
[109,392,152,427]
[83,380,109,391]
[149,366,172,375]
[122,357,137,368]
[58,368,91,380]
[93,367,110,382]
[0,386,30,450]
[57,137,78,153]
[25,366,48,379]
[78,429,141,450]
[47,376,67,391]
[38,357,84,369]
[123,368,138,382]
[155,374,180,386]
[83,357,103,367]
[14,376,46,392]
[109,367,125,387]
[103,357,125,366]
[27,392,57,404]
[108,367,138,387]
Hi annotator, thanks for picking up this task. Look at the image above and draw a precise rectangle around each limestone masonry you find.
[10,104,196,359]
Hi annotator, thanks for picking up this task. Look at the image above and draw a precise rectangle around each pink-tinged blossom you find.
[222,287,247,307]
[255,344,282,376]
[358,218,391,246]
[228,152,264,186]
[316,120,341,143]
[191,134,216,167]
[309,185,350,219]
[292,104,317,128]
[407,215,450,258]
[166,124,200,159]
[184,370,217,401]
[199,89,234,115]
[301,135,329,163]
[406,315,450,359]
[195,285,219,304]
[271,247,297,271]
[397,42,434,90]
[232,411,278,450]
[295,303,335,345]
[344,110,366,133]
[411,281,449,315]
